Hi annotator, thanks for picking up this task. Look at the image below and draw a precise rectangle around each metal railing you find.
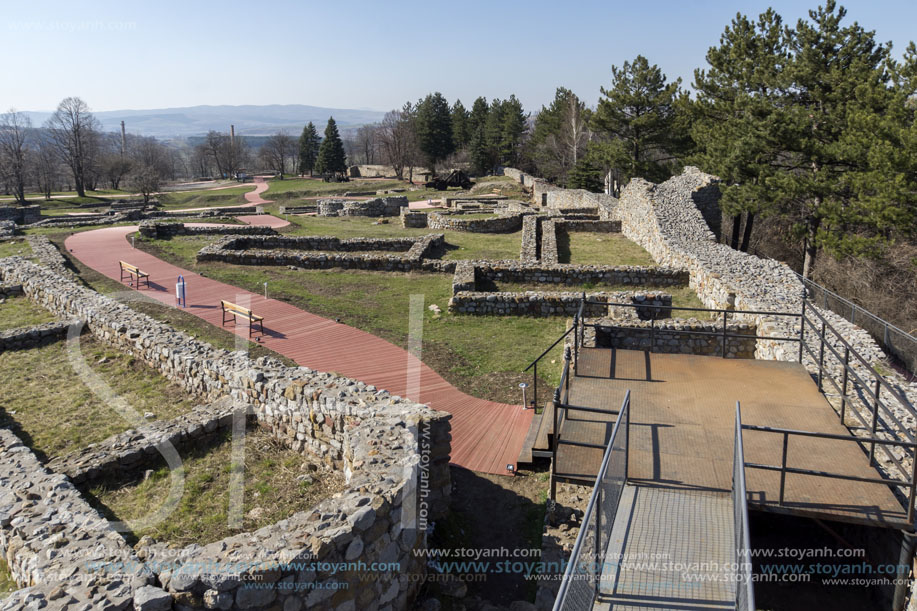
[577,298,802,359]
[553,391,631,611]
[799,303,917,519]
[795,271,917,375]
[742,423,917,524]
[733,403,755,611]
[522,315,578,412]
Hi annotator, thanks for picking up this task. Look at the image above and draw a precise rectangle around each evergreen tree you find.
[499,95,528,166]
[451,100,471,149]
[531,87,592,184]
[469,97,489,135]
[297,122,321,176]
[314,117,347,177]
[414,92,454,175]
[567,154,605,192]
[469,125,490,176]
[592,55,687,184]
[692,9,788,251]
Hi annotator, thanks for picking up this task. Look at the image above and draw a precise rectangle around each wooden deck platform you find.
[545,347,909,528]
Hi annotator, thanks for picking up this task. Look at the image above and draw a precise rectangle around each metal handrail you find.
[734,403,755,611]
[742,423,917,525]
[553,391,631,611]
[523,321,576,411]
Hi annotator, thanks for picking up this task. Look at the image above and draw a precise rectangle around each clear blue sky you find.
[3,0,916,114]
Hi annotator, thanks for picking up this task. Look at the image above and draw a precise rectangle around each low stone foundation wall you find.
[589,319,758,358]
[427,210,525,233]
[138,221,278,239]
[47,395,242,485]
[449,291,671,318]
[474,262,689,288]
[0,257,454,609]
[197,234,452,273]
[540,218,623,263]
[521,215,541,261]
[0,205,41,225]
[401,209,429,228]
[278,204,317,214]
[25,235,76,278]
[0,220,16,238]
[318,196,408,217]
[0,429,152,609]
[0,319,76,351]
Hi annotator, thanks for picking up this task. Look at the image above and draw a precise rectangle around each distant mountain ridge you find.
[22,104,387,138]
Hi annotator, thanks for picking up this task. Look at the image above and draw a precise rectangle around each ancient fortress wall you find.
[0,256,452,610]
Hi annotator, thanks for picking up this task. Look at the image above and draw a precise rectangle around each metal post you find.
[533,362,538,414]
[869,378,881,465]
[722,311,728,358]
[840,347,850,425]
[817,321,826,391]
[550,392,559,501]
[779,432,789,504]
[893,531,917,611]
[909,446,917,526]
[595,487,602,597]
[650,317,655,353]
[799,295,807,363]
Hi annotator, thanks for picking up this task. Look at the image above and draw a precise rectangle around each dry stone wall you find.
[197,234,452,273]
[449,291,671,318]
[472,262,689,289]
[0,257,453,610]
[317,197,408,217]
[0,221,16,238]
[138,221,277,239]
[0,319,76,352]
[589,318,757,358]
[0,205,41,225]
[427,210,526,233]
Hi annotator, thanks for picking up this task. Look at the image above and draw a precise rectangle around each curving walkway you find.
[65,220,532,475]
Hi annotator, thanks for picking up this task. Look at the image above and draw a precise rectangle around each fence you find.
[795,272,917,376]
[553,391,631,611]
[733,403,755,611]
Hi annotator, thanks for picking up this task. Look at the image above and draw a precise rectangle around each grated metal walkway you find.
[596,483,735,610]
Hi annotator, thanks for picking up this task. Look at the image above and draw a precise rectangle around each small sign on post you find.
[176,275,187,308]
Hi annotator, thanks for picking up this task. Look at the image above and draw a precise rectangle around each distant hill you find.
[22,104,386,138]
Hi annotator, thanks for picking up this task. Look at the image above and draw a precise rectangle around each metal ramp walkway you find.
[596,484,735,611]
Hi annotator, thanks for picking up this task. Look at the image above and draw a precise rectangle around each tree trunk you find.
[739,212,755,252]
[802,216,820,279]
[730,214,741,249]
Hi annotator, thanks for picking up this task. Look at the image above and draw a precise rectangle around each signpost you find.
[176,275,187,308]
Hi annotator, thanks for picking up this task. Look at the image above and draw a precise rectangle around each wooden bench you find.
[119,261,150,289]
[220,300,265,337]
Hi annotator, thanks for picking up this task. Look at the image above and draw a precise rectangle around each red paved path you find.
[65,220,531,475]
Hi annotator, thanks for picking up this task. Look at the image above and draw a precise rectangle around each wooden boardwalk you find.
[548,348,908,528]
[64,221,532,476]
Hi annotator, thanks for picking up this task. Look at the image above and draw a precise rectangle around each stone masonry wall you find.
[0,257,453,610]
[449,291,671,318]
[0,319,77,352]
[317,197,408,217]
[138,221,277,239]
[473,262,689,289]
[427,211,526,233]
[590,319,757,358]
[521,215,540,261]
[197,234,452,273]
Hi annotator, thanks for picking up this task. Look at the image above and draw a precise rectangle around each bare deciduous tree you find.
[46,97,101,197]
[378,104,420,181]
[259,130,295,178]
[0,109,33,202]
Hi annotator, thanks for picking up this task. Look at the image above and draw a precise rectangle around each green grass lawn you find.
[270,214,522,261]
[0,296,57,331]
[0,239,33,259]
[0,559,15,599]
[30,231,296,366]
[262,177,405,199]
[558,231,658,266]
[157,186,253,209]
[0,335,199,461]
[87,427,346,546]
[136,234,565,406]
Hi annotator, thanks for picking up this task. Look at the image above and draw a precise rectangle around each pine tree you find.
[469,97,489,135]
[499,95,527,166]
[298,122,321,177]
[692,9,787,251]
[567,154,605,192]
[592,55,687,184]
[451,100,471,149]
[414,92,454,175]
[314,117,347,177]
